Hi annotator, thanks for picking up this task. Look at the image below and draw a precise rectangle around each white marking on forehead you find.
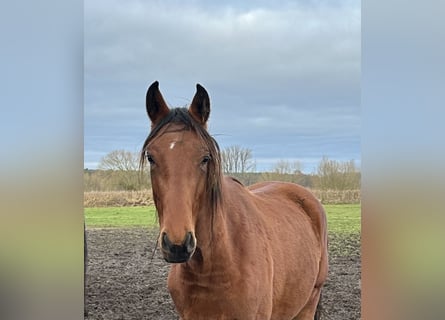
[169,141,176,150]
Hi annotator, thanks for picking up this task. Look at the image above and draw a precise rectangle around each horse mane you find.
[140,108,223,218]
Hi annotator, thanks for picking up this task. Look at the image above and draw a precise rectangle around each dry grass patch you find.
[311,189,360,204]
[84,190,154,208]
[84,189,360,207]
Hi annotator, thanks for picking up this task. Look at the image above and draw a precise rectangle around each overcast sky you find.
[84,0,360,173]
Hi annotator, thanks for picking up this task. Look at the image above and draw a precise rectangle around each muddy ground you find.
[85,228,360,319]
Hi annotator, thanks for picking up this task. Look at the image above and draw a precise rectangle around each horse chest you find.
[168,268,266,319]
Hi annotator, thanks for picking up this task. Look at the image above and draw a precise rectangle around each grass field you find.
[324,204,361,235]
[85,204,361,235]
[85,206,158,227]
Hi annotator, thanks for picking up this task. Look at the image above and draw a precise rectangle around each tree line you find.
[84,147,360,192]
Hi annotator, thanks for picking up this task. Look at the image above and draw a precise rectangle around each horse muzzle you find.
[160,231,196,263]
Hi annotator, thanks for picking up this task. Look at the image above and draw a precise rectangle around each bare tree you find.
[272,159,302,175]
[98,150,139,171]
[221,145,256,174]
[316,156,360,190]
[96,150,150,190]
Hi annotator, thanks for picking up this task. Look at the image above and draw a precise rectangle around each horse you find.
[140,81,328,320]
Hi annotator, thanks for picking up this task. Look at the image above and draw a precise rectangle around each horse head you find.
[141,81,221,263]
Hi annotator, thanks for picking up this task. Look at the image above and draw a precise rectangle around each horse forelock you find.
[140,108,222,217]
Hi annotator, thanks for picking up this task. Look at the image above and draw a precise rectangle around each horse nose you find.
[161,231,196,263]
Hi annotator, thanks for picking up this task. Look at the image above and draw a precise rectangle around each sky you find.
[84,0,360,173]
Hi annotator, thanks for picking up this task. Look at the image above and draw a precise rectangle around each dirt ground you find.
[85,228,360,320]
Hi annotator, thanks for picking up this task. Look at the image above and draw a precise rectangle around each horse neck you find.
[185,179,234,274]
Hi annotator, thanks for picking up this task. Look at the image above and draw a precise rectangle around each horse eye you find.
[146,153,155,165]
[201,155,211,165]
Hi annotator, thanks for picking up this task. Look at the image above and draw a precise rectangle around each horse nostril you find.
[184,232,196,254]
[161,232,173,251]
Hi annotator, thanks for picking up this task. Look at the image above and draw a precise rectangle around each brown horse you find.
[140,81,328,320]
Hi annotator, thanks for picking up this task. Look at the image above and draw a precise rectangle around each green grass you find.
[324,204,361,235]
[85,206,158,228]
[85,204,361,234]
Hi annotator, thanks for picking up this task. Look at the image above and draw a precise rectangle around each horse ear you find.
[189,84,210,127]
[146,81,170,126]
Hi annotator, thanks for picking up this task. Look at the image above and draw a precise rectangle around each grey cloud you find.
[84,0,360,172]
